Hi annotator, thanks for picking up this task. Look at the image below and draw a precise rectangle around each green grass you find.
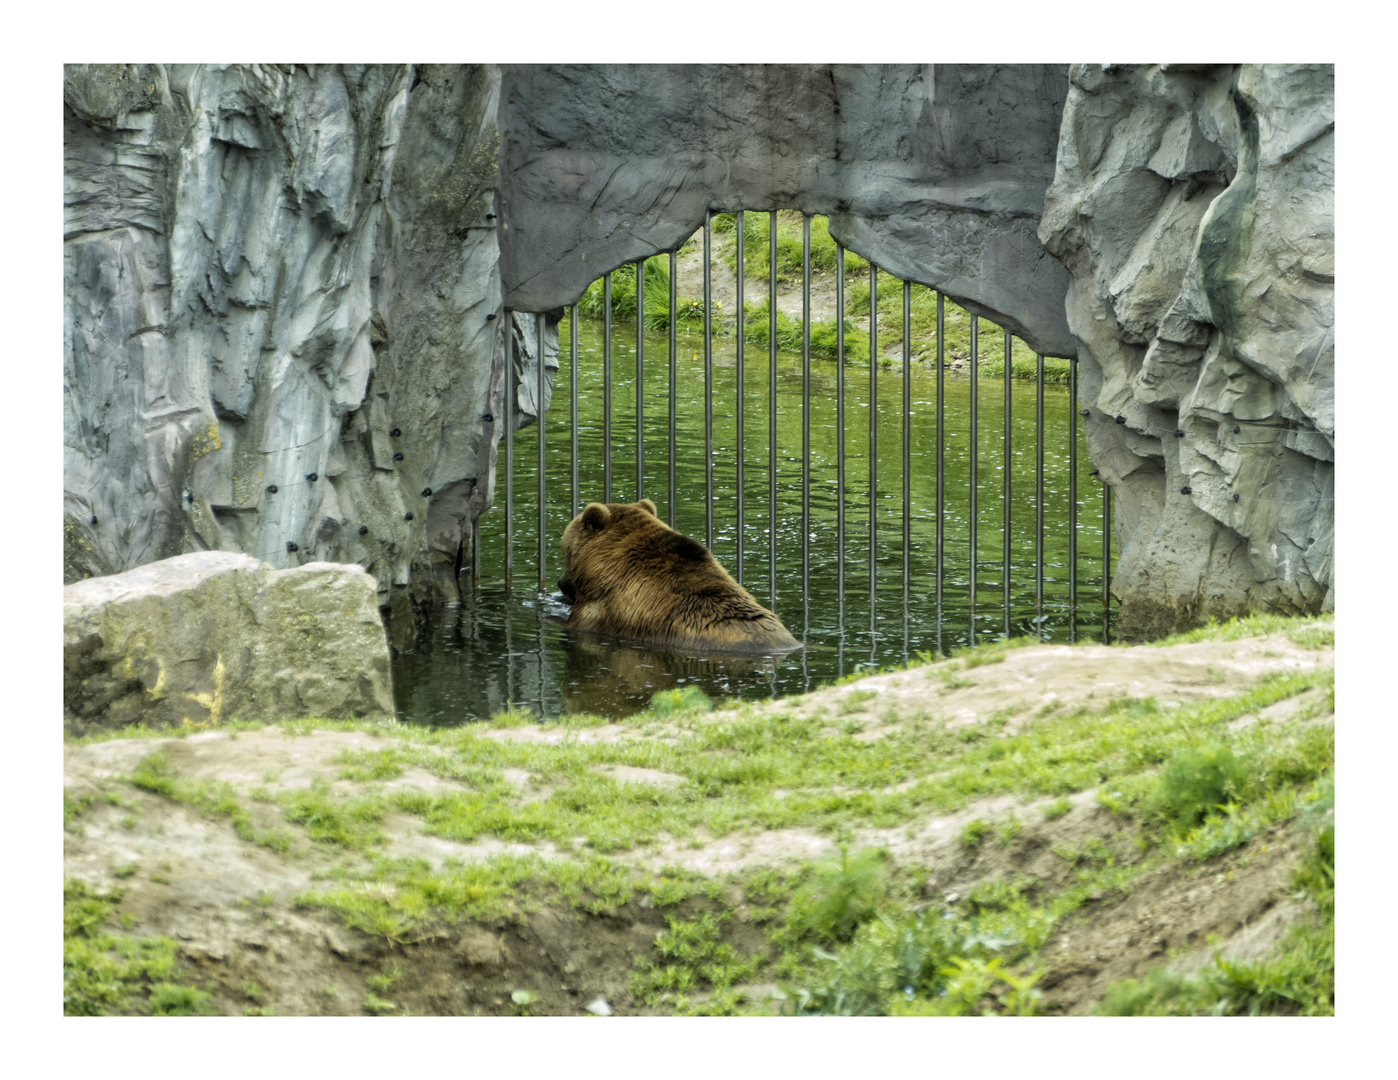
[713,210,867,282]
[66,617,1333,1015]
[63,879,214,1016]
[125,751,295,853]
[1149,611,1334,648]
[1094,818,1334,1016]
[629,911,765,1015]
[571,212,1069,378]
[251,665,1333,896]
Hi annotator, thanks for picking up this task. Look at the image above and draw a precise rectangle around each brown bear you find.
[558,499,801,654]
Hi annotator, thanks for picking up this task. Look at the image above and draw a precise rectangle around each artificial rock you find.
[64,63,1334,642]
[1039,64,1333,637]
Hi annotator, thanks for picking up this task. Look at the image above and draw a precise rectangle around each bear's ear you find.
[580,503,610,531]
[637,498,658,517]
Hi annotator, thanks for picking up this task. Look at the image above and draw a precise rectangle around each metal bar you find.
[1068,356,1079,641]
[801,214,812,604]
[1035,352,1045,625]
[668,250,677,526]
[735,211,745,584]
[570,305,579,521]
[504,308,513,590]
[704,213,714,549]
[537,600,546,716]
[1103,478,1112,643]
[869,262,878,608]
[969,314,978,640]
[636,258,645,502]
[537,313,546,593]
[902,280,911,604]
[1003,328,1012,636]
[836,243,846,606]
[769,209,778,605]
[935,291,945,654]
[603,273,612,504]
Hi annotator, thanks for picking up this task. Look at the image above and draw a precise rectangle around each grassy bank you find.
[574,211,1071,382]
[64,614,1333,1016]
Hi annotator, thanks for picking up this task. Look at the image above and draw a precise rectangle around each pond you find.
[393,316,1115,725]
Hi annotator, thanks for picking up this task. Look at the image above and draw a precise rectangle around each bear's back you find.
[561,501,800,654]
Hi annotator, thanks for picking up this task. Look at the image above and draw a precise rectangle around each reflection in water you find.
[391,584,794,726]
[393,319,1116,727]
[560,634,787,717]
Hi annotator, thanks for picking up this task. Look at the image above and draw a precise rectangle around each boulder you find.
[64,551,395,736]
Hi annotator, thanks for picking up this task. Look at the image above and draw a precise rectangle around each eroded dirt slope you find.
[63,622,1334,1016]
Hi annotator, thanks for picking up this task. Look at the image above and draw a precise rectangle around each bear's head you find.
[558,498,662,603]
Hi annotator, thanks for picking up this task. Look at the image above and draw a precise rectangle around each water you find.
[392,317,1115,725]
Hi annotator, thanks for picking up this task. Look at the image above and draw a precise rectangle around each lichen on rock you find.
[64,551,395,735]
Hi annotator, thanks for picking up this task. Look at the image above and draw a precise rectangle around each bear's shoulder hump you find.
[659,531,711,564]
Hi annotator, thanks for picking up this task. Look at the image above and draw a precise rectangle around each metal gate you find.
[486,210,1114,664]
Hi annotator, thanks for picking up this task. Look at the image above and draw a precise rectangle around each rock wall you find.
[498,64,1076,357]
[63,64,557,628]
[64,63,1334,640]
[1038,64,1333,638]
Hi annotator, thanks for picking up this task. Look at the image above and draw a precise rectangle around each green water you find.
[393,317,1115,725]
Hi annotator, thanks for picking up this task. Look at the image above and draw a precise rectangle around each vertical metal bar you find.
[636,258,645,502]
[869,263,878,608]
[836,243,846,607]
[902,280,911,664]
[537,313,546,593]
[1003,328,1012,636]
[505,592,514,708]
[704,213,714,549]
[1068,356,1079,642]
[1103,479,1112,643]
[504,308,514,590]
[603,274,612,504]
[769,209,778,606]
[537,599,546,717]
[1035,352,1045,626]
[969,314,978,640]
[570,305,579,521]
[935,292,945,656]
[902,280,911,605]
[668,250,677,526]
[801,214,812,604]
[735,211,745,584]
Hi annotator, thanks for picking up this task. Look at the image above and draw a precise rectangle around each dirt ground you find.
[673,228,845,326]
[63,626,1333,1016]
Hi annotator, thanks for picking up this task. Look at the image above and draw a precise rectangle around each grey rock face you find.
[64,64,508,618]
[64,551,394,735]
[498,64,1076,357]
[1039,64,1333,638]
[64,63,1334,643]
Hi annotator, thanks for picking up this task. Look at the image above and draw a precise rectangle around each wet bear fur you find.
[558,499,801,654]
